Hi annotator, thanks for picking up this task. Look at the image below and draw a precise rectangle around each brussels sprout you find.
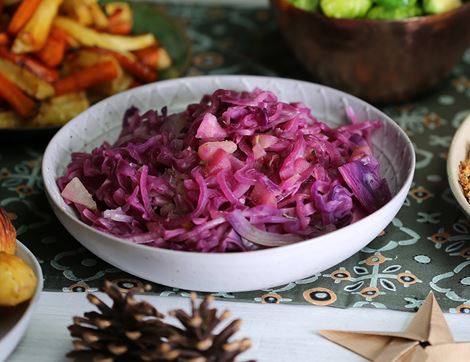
[375,0,417,8]
[289,0,319,11]
[423,0,461,14]
[320,0,372,18]
[366,5,423,19]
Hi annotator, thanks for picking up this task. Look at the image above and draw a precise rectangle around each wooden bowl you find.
[271,0,470,104]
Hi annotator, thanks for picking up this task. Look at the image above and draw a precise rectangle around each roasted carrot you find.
[133,46,159,68]
[85,47,157,83]
[36,26,67,67]
[18,56,58,82]
[12,0,63,53]
[54,60,119,95]
[54,16,156,52]
[0,33,9,46]
[106,4,133,35]
[108,15,132,35]
[108,22,132,35]
[0,47,58,82]
[0,72,36,117]
[134,45,171,70]
[7,0,42,35]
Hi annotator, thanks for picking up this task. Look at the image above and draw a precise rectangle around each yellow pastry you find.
[0,252,37,307]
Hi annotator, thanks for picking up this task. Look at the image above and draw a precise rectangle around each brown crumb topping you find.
[459,152,470,203]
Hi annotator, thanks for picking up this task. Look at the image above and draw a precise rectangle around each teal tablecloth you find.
[1,2,469,313]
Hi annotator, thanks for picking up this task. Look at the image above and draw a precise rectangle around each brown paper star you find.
[319,292,470,362]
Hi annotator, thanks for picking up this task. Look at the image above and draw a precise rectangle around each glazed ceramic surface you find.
[42,75,415,292]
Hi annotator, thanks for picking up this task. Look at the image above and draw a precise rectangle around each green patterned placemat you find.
[0,2,469,313]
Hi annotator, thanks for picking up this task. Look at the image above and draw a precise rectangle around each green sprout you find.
[367,4,422,19]
[320,0,373,18]
[375,0,417,8]
[289,0,319,11]
[288,0,466,18]
[423,0,462,14]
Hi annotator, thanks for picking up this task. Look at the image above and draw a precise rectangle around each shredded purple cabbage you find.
[58,89,391,252]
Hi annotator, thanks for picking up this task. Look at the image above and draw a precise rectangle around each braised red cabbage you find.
[58,88,391,252]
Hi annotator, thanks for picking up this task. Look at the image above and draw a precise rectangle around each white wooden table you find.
[8,292,470,361]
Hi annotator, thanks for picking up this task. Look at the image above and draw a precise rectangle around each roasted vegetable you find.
[0,47,59,82]
[0,72,36,117]
[89,1,109,29]
[86,47,157,82]
[133,45,172,70]
[62,48,117,71]
[62,49,135,96]
[0,0,171,128]
[12,0,63,54]
[0,111,23,128]
[94,70,134,96]
[31,92,89,126]
[7,0,42,35]
[54,60,119,95]
[0,252,37,307]
[54,16,156,52]
[61,0,93,26]
[0,57,55,99]
[320,0,372,18]
[105,2,133,34]
[0,33,9,46]
[36,26,67,67]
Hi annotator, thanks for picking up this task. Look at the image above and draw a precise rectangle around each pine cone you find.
[164,293,253,362]
[67,280,175,362]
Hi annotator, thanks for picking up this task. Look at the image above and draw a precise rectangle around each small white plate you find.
[447,114,470,218]
[0,240,43,362]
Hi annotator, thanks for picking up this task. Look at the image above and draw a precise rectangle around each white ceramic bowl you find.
[42,75,415,292]
[448,114,470,216]
[0,240,43,362]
